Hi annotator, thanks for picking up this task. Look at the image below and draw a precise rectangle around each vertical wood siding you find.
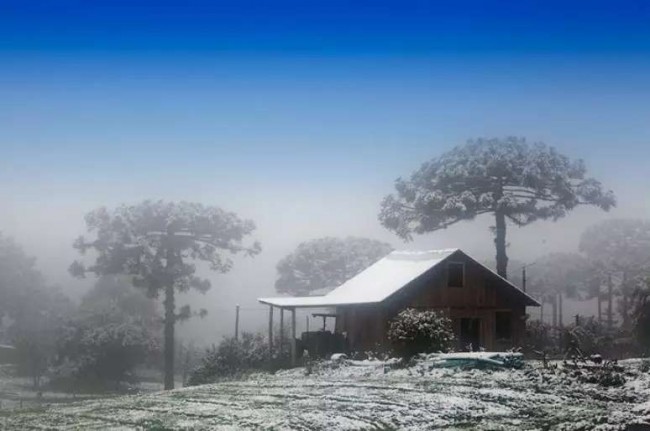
[336,252,528,352]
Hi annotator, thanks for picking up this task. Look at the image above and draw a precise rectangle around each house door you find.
[460,318,481,351]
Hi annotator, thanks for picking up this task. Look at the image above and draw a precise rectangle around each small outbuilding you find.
[259,249,539,363]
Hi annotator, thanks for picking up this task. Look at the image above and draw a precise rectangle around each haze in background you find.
[1,0,649,344]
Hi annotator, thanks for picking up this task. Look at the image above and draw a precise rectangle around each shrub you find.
[187,332,268,385]
[525,320,560,355]
[387,309,454,358]
[525,318,641,359]
[565,317,640,359]
[573,361,626,387]
[639,359,650,373]
[50,309,159,391]
[49,276,162,391]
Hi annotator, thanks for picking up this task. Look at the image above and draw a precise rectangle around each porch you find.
[262,300,346,367]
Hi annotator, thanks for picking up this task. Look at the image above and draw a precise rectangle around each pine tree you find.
[275,237,392,296]
[70,200,260,389]
[579,219,650,328]
[379,137,615,278]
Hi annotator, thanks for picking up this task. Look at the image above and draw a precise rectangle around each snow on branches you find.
[380,137,615,240]
[275,237,393,296]
[379,137,615,278]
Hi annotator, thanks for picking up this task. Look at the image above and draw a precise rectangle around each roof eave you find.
[257,297,378,308]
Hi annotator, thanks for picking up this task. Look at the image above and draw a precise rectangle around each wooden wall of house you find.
[336,305,386,351]
[336,252,529,352]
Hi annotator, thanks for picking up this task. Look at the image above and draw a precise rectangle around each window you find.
[495,312,512,340]
[447,262,464,287]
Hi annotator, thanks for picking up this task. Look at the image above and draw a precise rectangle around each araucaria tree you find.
[379,137,615,278]
[70,200,261,389]
[579,219,650,328]
[275,237,393,296]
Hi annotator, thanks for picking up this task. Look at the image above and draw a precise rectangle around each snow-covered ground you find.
[2,358,650,430]
[0,365,165,411]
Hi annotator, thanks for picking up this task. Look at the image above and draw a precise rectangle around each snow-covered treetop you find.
[526,252,592,300]
[579,218,650,275]
[275,236,393,296]
[70,200,261,299]
[379,137,616,240]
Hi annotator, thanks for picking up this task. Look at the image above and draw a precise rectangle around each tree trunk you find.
[494,210,508,279]
[607,273,613,329]
[621,271,629,328]
[552,297,558,328]
[558,292,563,328]
[597,287,602,323]
[164,283,175,390]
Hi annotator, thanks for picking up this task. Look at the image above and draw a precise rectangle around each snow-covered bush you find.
[387,309,454,358]
[576,364,626,387]
[525,320,560,355]
[187,332,268,385]
[50,309,159,390]
[565,317,640,358]
[526,317,641,359]
[639,359,650,373]
[49,276,161,391]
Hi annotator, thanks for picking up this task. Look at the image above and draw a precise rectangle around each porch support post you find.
[290,308,296,367]
[268,305,274,362]
[279,307,285,357]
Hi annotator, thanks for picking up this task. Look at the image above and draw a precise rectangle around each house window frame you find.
[447,261,465,288]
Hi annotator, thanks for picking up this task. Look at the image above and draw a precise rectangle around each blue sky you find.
[1,1,650,338]
[3,1,650,54]
[2,0,650,192]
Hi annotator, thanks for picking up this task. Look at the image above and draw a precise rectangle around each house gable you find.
[379,250,537,313]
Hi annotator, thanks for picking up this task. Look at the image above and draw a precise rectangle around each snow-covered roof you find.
[259,249,457,308]
[259,248,540,308]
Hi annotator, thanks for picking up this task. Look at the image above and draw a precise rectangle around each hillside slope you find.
[3,359,650,430]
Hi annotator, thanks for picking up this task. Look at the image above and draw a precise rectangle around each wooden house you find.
[259,249,539,363]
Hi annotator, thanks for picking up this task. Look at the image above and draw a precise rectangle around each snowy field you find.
[2,358,650,430]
